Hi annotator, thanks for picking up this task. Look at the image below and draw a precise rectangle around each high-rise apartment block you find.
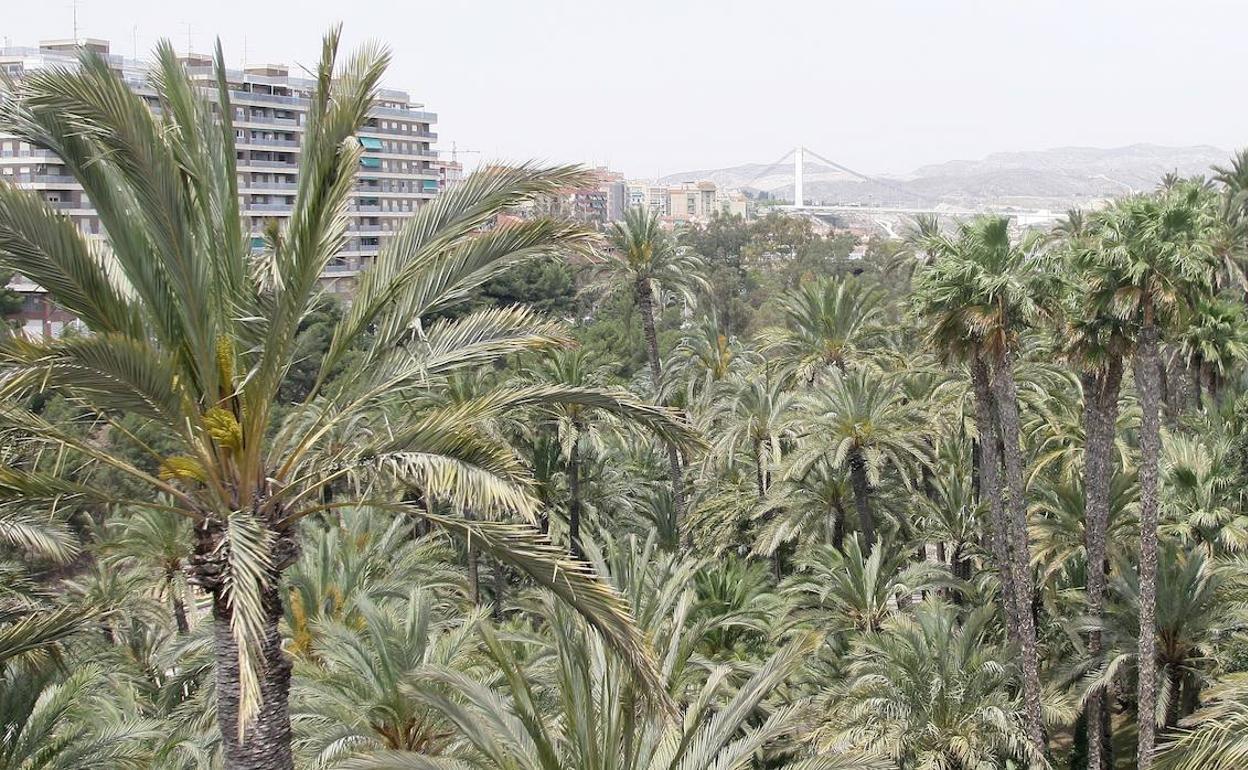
[0,39,440,303]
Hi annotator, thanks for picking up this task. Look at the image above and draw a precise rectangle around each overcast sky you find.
[6,1,1244,178]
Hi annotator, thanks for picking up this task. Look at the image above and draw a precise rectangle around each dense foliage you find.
[0,30,1247,770]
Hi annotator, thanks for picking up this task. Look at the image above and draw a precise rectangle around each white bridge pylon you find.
[794,145,805,208]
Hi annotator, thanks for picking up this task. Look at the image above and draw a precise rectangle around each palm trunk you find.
[637,279,688,544]
[1135,317,1163,770]
[831,497,847,552]
[167,568,190,635]
[492,559,506,621]
[971,355,1021,641]
[212,584,294,770]
[951,542,972,582]
[990,347,1046,757]
[848,448,876,551]
[753,439,767,499]
[1081,357,1124,770]
[568,433,583,560]
[464,510,480,604]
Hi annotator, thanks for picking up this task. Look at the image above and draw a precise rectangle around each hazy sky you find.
[6,1,1244,178]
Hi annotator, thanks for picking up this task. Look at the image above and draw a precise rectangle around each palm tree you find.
[102,508,194,634]
[911,215,1054,754]
[520,347,695,558]
[603,207,707,541]
[784,538,953,635]
[368,536,878,770]
[1176,295,1248,404]
[1162,432,1248,553]
[786,367,929,550]
[760,276,887,381]
[913,450,983,582]
[1156,674,1248,770]
[816,600,1050,769]
[292,590,482,765]
[0,666,159,769]
[1087,543,1227,741]
[1092,188,1215,768]
[0,33,696,767]
[1054,208,1134,769]
[667,312,757,409]
[754,456,852,554]
[709,366,800,502]
[284,507,465,658]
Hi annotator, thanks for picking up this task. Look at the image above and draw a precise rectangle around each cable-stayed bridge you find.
[744,146,1061,228]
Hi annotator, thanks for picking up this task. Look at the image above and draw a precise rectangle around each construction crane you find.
[444,142,482,165]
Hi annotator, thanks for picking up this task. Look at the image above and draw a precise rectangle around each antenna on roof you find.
[70,0,79,41]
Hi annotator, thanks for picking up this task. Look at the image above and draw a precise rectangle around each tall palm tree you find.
[1092,188,1215,768]
[0,33,695,767]
[786,367,929,550]
[1054,208,1134,770]
[912,216,1054,753]
[603,207,706,542]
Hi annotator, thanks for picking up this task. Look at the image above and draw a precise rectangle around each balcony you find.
[230,89,307,107]
[239,137,300,149]
[242,180,298,191]
[236,115,301,128]
[246,203,293,212]
[239,159,299,169]
[4,173,81,187]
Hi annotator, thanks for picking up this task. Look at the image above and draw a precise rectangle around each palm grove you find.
[0,32,1246,770]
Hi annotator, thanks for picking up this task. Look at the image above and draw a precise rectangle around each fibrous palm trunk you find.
[1080,357,1123,770]
[167,568,190,635]
[193,514,298,770]
[1135,319,1163,770]
[637,279,688,543]
[970,355,1021,641]
[568,434,583,560]
[990,348,1046,757]
[212,584,294,770]
[848,448,876,551]
[831,497,846,552]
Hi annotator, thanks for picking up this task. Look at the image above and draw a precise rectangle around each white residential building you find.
[0,39,441,297]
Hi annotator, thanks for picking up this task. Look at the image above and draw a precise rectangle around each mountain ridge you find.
[658,143,1231,208]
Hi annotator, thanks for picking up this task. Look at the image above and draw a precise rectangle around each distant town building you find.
[623,180,731,224]
[0,39,441,304]
[435,157,465,190]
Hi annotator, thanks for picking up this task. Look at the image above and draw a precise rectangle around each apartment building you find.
[625,179,722,224]
[0,39,440,309]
